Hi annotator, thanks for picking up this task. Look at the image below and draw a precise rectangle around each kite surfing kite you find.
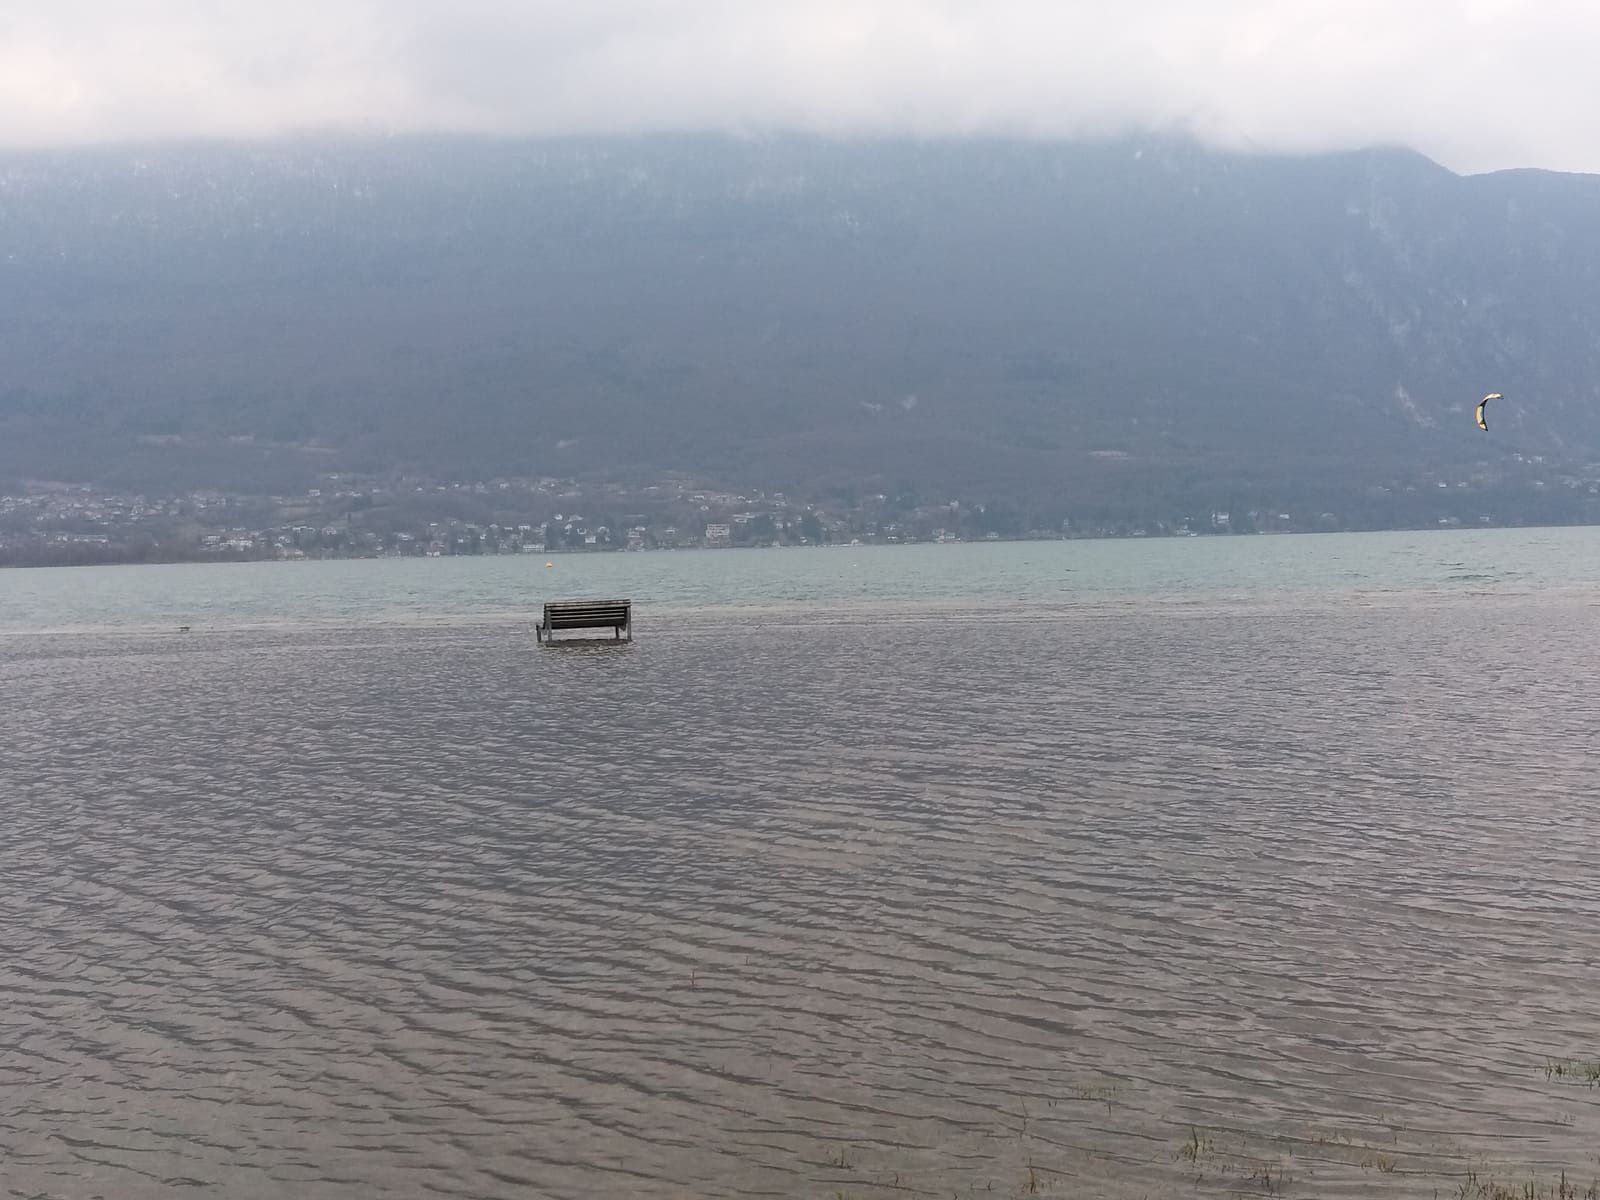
[1475,392,1501,431]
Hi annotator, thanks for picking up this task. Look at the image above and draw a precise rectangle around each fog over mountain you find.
[3,135,1599,520]
[8,2,1600,175]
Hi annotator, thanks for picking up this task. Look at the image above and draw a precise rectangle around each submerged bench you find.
[537,598,632,644]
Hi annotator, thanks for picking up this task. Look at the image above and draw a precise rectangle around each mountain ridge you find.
[3,134,1598,517]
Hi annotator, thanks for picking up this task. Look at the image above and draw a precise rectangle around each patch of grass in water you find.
[812,1100,1593,1200]
[1066,1077,1122,1110]
[1543,1057,1600,1087]
[1244,1161,1292,1195]
[1178,1125,1215,1166]
[1458,1169,1600,1200]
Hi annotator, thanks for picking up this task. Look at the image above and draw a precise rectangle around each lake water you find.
[5,529,1600,1199]
[7,525,1600,634]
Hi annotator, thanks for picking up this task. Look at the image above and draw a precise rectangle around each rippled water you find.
[5,554,1600,1197]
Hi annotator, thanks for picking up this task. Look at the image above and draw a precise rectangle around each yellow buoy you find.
[545,561,553,568]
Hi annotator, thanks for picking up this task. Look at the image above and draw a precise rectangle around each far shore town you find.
[3,457,1596,567]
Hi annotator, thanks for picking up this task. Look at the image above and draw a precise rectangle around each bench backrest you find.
[543,599,631,630]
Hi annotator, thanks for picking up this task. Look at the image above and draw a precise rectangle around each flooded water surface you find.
[5,539,1600,1197]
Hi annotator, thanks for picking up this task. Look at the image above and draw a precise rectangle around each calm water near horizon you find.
[5,528,1600,1198]
[6,525,1600,633]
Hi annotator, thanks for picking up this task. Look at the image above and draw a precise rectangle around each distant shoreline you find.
[4,520,1597,570]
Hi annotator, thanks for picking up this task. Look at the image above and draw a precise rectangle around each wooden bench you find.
[537,598,633,644]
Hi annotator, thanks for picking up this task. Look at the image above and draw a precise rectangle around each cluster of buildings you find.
[4,459,1599,567]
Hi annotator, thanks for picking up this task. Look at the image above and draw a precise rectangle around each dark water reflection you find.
[5,596,1600,1198]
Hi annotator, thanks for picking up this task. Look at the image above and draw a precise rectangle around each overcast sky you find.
[3,1,1597,173]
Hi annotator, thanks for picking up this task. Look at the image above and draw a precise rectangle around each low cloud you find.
[3,1,1597,172]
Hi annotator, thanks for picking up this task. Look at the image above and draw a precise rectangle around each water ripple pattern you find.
[4,593,1600,1198]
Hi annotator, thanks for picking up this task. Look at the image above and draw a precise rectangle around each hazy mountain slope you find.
[2,135,1597,503]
